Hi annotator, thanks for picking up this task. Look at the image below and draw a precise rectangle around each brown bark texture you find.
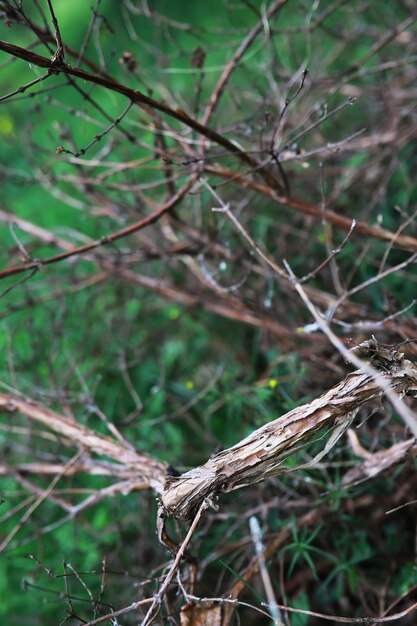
[161,341,417,519]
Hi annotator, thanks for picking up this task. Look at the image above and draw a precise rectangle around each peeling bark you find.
[1,342,416,525]
[162,342,417,519]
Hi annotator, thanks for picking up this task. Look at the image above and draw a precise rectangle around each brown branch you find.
[0,70,51,103]
[0,461,139,478]
[0,206,375,332]
[342,431,417,486]
[142,500,208,626]
[205,164,417,252]
[118,269,295,340]
[0,208,319,344]
[0,393,167,492]
[201,0,288,126]
[45,0,64,63]
[161,341,417,520]
[0,39,275,184]
[0,175,196,280]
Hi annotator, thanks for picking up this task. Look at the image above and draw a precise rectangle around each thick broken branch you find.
[162,343,417,519]
[1,343,416,524]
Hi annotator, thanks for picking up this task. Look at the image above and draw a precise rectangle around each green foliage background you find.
[0,1,416,624]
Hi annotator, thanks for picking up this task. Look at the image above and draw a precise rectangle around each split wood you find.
[1,340,417,529]
[161,340,417,520]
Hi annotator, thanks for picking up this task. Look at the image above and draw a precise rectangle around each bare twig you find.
[0,71,51,103]
[0,39,278,182]
[0,451,82,553]
[45,0,64,64]
[0,393,167,492]
[300,219,356,283]
[141,500,208,626]
[284,261,417,437]
[249,516,283,625]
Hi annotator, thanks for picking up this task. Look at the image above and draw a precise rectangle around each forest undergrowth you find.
[0,1,417,624]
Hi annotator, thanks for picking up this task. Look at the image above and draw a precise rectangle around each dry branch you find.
[0,393,167,492]
[162,342,417,520]
[205,164,417,253]
[0,38,280,191]
[2,342,416,524]
[343,430,417,486]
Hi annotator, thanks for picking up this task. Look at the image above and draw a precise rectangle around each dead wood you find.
[0,393,167,493]
[161,342,417,520]
[1,342,416,526]
[342,430,417,486]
